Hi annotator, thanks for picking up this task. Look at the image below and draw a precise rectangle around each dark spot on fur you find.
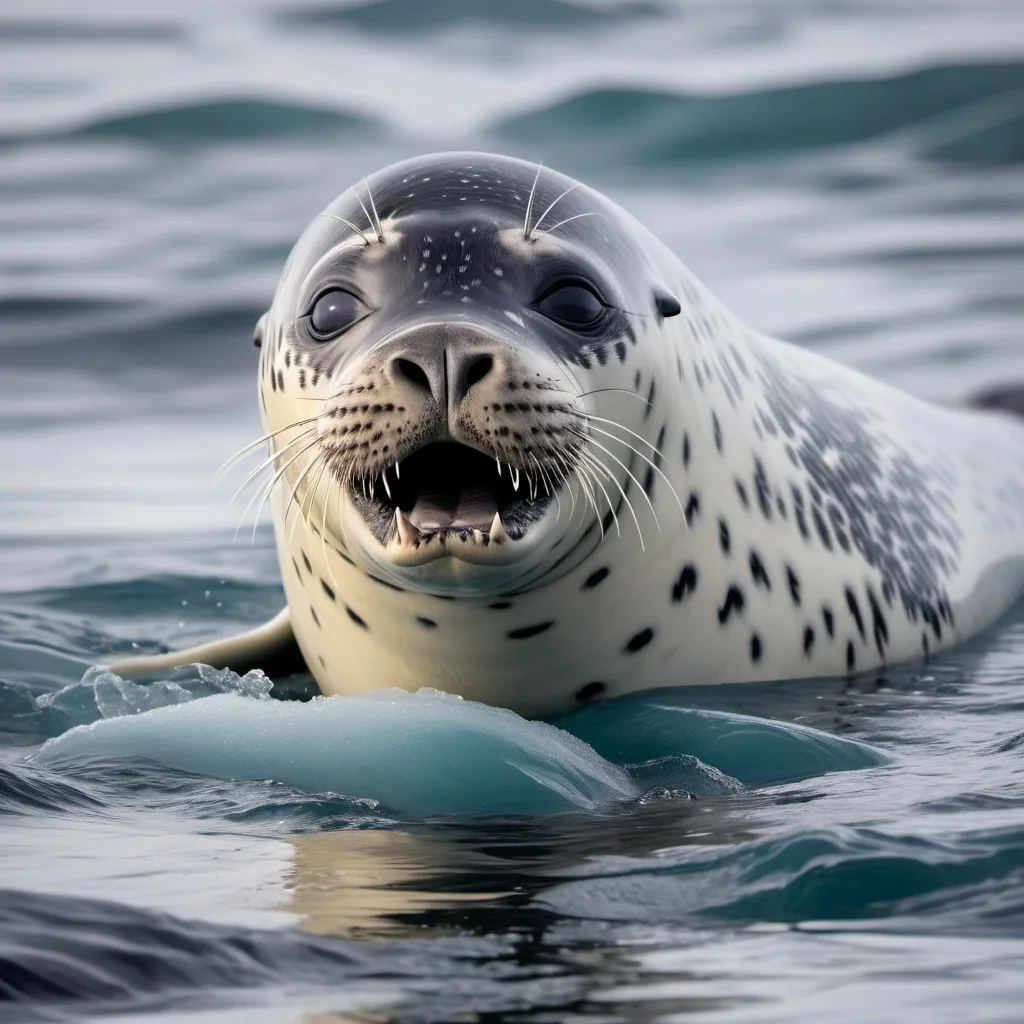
[718,586,745,624]
[346,606,368,629]
[803,626,814,655]
[867,587,889,657]
[749,550,771,590]
[624,627,654,653]
[583,567,609,590]
[787,566,801,605]
[750,633,763,662]
[735,479,749,508]
[684,491,700,525]
[845,587,866,641]
[846,640,856,671]
[576,682,606,702]
[417,616,437,629]
[508,622,553,640]
[719,518,731,554]
[823,605,835,637]
[672,564,699,603]
[320,579,335,601]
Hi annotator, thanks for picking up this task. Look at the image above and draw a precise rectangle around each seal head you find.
[259,152,671,594]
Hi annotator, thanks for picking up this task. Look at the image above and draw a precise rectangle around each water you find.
[2,0,1024,1020]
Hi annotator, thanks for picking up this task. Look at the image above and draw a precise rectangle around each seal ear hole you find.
[654,291,682,319]
[253,314,267,349]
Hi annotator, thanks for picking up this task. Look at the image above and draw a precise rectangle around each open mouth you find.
[350,442,556,559]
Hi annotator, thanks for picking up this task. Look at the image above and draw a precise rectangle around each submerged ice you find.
[35,680,637,816]
[32,666,887,817]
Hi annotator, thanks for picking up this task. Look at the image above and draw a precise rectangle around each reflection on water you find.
[287,829,511,939]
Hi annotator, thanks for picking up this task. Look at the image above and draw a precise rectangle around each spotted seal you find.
[110,152,1024,716]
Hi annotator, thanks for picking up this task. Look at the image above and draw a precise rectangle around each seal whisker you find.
[540,212,598,236]
[362,178,385,243]
[299,455,332,542]
[572,417,687,525]
[228,428,316,505]
[319,212,372,247]
[531,182,580,236]
[576,450,621,540]
[573,387,653,408]
[577,445,645,551]
[219,416,321,475]
[320,474,342,595]
[522,161,544,241]
[251,439,324,546]
[570,410,662,453]
[548,446,581,525]
[284,450,326,544]
[570,426,661,536]
[352,189,379,245]
[234,436,321,543]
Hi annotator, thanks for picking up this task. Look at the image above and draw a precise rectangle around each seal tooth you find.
[395,508,418,547]
[496,459,502,477]
[489,512,509,545]
[511,467,520,492]
[382,471,392,501]
[394,461,400,479]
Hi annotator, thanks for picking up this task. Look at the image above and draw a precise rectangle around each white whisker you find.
[362,178,385,242]
[522,161,544,240]
[219,416,321,476]
[530,182,580,236]
[319,212,371,247]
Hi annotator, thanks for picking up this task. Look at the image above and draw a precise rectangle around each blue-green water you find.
[2,1,1024,1021]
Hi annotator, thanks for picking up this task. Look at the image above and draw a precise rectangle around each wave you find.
[278,0,666,35]
[0,298,266,372]
[0,887,367,1004]
[2,98,382,147]
[492,61,1024,166]
[542,823,1024,930]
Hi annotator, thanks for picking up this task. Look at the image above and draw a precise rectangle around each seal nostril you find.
[465,355,494,391]
[395,358,431,392]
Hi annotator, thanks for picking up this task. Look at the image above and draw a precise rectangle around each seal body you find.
[113,152,1024,716]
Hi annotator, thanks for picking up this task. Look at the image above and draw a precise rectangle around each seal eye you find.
[309,289,367,337]
[536,283,605,329]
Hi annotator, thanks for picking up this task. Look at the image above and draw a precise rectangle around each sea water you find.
[2,1,1024,1021]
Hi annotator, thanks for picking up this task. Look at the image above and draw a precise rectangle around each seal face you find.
[259,155,659,595]
[113,151,1024,716]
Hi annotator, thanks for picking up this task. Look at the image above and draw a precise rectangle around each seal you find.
[110,151,1024,716]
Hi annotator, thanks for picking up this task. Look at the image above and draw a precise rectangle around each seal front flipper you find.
[108,607,308,680]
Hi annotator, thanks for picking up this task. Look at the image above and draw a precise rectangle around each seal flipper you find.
[108,608,308,680]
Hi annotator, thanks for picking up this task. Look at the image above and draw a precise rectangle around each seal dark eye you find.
[536,283,605,329]
[309,289,367,337]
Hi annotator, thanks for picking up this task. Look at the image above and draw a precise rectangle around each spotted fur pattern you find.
[253,153,1024,717]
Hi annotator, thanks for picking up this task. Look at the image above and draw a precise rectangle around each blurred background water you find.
[2,1,1024,1021]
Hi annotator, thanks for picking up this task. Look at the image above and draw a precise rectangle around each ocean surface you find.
[2,0,1024,1021]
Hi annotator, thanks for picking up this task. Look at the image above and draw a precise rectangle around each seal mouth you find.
[349,442,556,564]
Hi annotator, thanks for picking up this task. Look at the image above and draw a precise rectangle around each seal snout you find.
[325,326,583,565]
